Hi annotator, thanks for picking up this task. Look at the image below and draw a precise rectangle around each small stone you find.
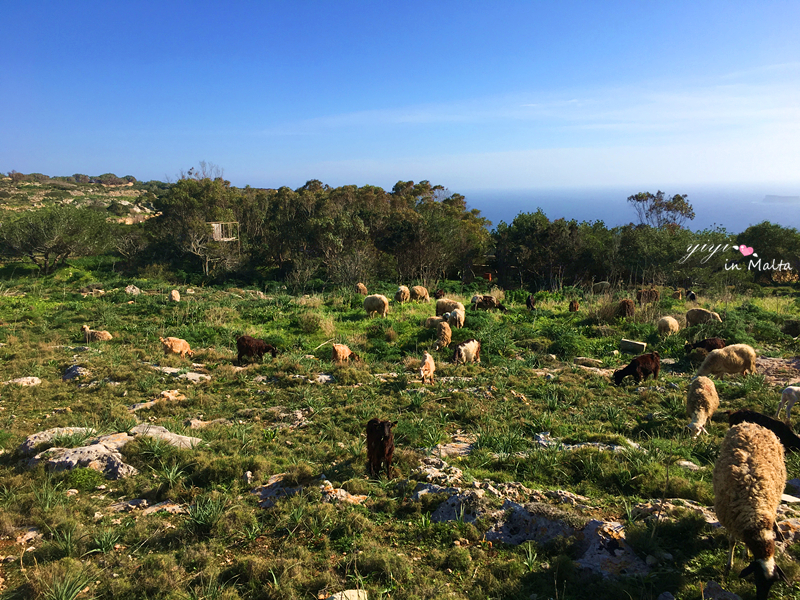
[125,285,141,296]
[646,554,658,566]
[243,471,254,485]
[656,593,675,600]
[4,376,41,387]
[676,460,701,472]
[66,489,79,497]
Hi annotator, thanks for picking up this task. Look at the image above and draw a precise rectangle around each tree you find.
[627,191,695,229]
[0,207,110,274]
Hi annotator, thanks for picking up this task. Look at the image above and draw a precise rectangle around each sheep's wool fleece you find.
[697,344,756,377]
[686,376,719,419]
[713,423,785,550]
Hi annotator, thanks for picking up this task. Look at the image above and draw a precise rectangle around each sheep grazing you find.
[696,344,757,379]
[160,337,193,358]
[613,352,660,386]
[617,299,635,318]
[423,315,446,329]
[394,285,410,304]
[657,316,680,336]
[636,288,660,305]
[713,422,788,599]
[568,300,579,312]
[433,289,446,299]
[168,289,181,302]
[686,376,719,437]
[472,294,497,310]
[684,337,726,353]
[420,351,436,383]
[687,290,697,301]
[526,294,536,310]
[448,308,465,329]
[236,335,277,365]
[331,343,359,364]
[686,307,722,327]
[411,285,431,302]
[434,321,451,351]
[81,325,112,343]
[775,386,800,423]
[355,282,368,295]
[453,339,481,365]
[363,294,390,318]
[410,285,430,302]
[436,298,465,316]
[671,290,683,300]
[729,409,800,453]
[592,281,611,294]
[366,418,397,479]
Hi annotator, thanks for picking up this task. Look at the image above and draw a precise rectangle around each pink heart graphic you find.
[739,245,754,256]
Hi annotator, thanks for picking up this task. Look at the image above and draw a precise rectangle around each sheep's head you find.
[740,558,788,600]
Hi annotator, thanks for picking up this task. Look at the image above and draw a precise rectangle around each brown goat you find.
[613,352,660,386]
[568,300,579,312]
[684,337,726,354]
[236,335,278,365]
[366,418,397,479]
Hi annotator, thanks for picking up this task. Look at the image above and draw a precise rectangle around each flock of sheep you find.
[78,283,800,598]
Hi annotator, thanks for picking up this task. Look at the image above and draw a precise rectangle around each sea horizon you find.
[462,183,800,234]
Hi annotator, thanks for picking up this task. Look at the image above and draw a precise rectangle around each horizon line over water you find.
[462,184,800,234]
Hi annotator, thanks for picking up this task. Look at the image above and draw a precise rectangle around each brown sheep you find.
[366,418,397,479]
[160,337,193,358]
[434,321,452,351]
[410,286,430,302]
[81,325,112,343]
[526,294,536,310]
[684,337,726,353]
[433,289,446,299]
[636,288,660,305]
[686,308,722,327]
[420,351,436,383]
[617,299,635,318]
[355,282,368,295]
[331,343,360,364]
[568,300,579,312]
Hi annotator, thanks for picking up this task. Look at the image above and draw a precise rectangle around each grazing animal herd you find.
[77,281,798,597]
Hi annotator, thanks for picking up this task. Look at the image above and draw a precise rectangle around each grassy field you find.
[0,265,799,600]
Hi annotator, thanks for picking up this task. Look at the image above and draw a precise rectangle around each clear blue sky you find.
[3,1,800,193]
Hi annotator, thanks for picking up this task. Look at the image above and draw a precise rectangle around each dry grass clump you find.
[203,306,239,326]
[294,295,323,309]
[489,286,505,302]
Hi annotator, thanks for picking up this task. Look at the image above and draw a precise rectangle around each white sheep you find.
[81,325,112,343]
[394,285,410,304]
[696,344,757,379]
[686,307,722,327]
[686,376,719,437]
[435,321,452,351]
[420,351,435,384]
[453,339,481,365]
[448,308,465,329]
[713,422,788,598]
[436,298,465,317]
[168,289,181,302]
[774,386,800,423]
[657,316,680,336]
[363,294,390,318]
[410,285,430,302]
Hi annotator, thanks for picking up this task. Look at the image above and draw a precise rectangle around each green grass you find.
[0,269,798,599]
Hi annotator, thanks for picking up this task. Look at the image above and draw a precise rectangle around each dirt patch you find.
[757,356,800,387]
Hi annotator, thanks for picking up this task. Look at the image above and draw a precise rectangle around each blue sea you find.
[462,184,800,234]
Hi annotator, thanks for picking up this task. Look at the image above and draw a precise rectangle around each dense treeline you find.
[1,170,799,292]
